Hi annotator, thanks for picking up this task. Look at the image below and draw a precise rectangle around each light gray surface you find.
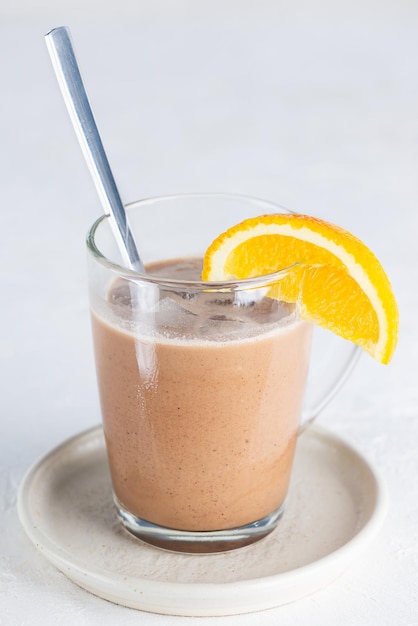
[1,1,417,624]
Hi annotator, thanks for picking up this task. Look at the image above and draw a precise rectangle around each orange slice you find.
[202,213,399,364]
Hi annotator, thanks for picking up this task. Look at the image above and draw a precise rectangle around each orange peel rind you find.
[202,213,399,364]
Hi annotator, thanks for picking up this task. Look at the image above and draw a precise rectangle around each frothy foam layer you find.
[92,258,297,344]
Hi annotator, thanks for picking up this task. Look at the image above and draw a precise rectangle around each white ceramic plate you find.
[17,425,387,616]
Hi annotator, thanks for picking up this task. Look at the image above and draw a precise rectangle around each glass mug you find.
[86,193,359,553]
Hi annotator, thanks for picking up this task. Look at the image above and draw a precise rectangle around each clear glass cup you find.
[86,193,359,553]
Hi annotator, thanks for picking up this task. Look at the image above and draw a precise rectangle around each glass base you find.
[115,496,286,554]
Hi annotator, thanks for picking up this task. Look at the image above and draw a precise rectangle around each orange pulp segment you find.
[202,213,399,364]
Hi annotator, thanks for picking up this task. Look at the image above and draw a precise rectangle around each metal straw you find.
[45,26,145,272]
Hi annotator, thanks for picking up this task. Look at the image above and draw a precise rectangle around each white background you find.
[1,1,417,624]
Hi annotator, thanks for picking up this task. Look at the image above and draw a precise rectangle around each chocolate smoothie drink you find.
[91,259,312,534]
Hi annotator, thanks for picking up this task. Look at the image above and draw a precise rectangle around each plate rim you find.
[17,424,388,615]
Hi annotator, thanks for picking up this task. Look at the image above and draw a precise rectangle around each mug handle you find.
[300,325,362,432]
